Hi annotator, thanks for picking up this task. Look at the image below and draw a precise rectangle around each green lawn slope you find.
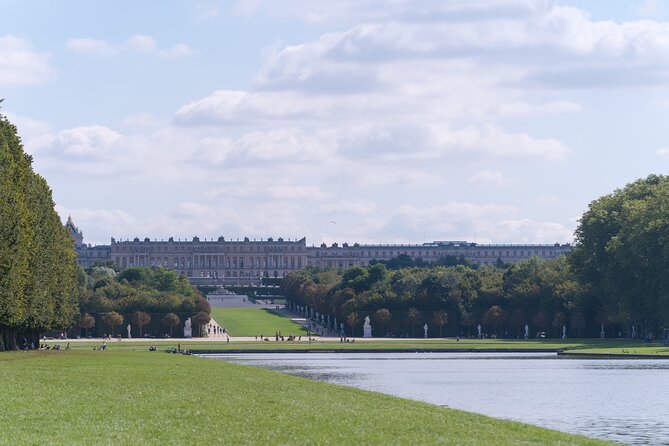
[211,307,309,337]
[0,351,607,445]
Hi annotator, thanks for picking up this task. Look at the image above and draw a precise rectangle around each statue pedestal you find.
[363,325,372,338]
[184,327,192,338]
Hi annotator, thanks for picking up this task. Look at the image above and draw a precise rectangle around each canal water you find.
[210,352,669,445]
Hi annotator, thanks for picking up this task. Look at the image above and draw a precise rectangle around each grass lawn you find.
[44,337,669,356]
[562,345,669,356]
[211,307,309,337]
[0,350,607,445]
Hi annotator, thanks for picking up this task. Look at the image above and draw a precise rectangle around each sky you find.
[2,0,669,246]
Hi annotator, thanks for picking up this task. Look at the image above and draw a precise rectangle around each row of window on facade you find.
[307,251,558,268]
[114,244,305,253]
[315,249,558,259]
[114,256,303,269]
[196,270,280,278]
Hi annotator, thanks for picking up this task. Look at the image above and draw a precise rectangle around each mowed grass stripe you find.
[0,351,607,445]
[43,338,669,355]
[211,307,310,337]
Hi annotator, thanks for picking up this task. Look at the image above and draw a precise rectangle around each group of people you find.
[206,324,226,337]
[167,344,192,355]
[99,334,123,341]
[37,343,69,351]
[254,331,303,342]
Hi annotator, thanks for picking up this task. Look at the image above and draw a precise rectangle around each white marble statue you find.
[631,324,637,338]
[477,324,482,338]
[127,323,131,339]
[423,323,428,338]
[184,317,193,338]
[562,325,566,339]
[600,323,605,339]
[363,316,372,338]
[524,324,529,339]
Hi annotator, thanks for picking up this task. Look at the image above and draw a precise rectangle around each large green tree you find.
[570,175,669,333]
[0,110,79,350]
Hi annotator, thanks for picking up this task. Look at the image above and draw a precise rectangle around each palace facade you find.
[67,218,571,285]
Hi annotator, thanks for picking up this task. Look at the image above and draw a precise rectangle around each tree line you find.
[75,265,211,338]
[284,174,669,340]
[282,257,593,338]
[0,110,80,351]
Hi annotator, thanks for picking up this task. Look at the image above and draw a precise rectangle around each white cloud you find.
[638,0,666,18]
[429,124,569,160]
[495,100,582,116]
[0,35,55,86]
[122,112,163,129]
[496,219,574,244]
[59,201,311,246]
[211,184,326,201]
[175,90,249,124]
[173,90,329,125]
[238,127,336,161]
[375,202,517,242]
[56,205,136,245]
[42,1,651,246]
[656,147,669,157]
[233,0,553,25]
[468,170,506,186]
[320,199,377,215]
[363,203,574,244]
[65,35,195,59]
[361,170,442,186]
[157,43,197,59]
[191,3,220,22]
[252,4,669,91]
[534,195,560,206]
[65,38,117,55]
[45,125,122,156]
[126,34,157,53]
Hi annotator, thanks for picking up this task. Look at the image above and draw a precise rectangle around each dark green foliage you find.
[102,311,123,336]
[283,257,590,338]
[132,311,151,337]
[571,174,669,334]
[161,312,180,337]
[78,313,95,337]
[77,266,209,337]
[0,112,79,350]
